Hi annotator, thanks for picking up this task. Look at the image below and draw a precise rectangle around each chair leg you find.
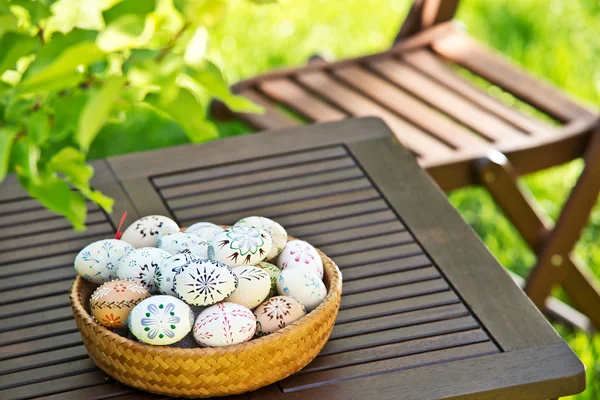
[475,135,600,329]
[526,128,600,307]
[396,0,460,41]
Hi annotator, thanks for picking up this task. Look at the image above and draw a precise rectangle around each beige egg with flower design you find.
[89,280,150,328]
[254,296,306,336]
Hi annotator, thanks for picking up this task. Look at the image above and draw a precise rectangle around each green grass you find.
[89,0,600,397]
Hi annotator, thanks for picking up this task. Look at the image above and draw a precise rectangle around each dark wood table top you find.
[0,118,584,400]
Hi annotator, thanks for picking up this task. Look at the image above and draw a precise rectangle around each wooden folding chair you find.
[213,0,600,329]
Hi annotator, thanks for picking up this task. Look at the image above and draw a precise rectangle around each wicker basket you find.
[69,235,342,398]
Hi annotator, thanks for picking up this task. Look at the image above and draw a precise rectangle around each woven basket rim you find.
[70,231,342,357]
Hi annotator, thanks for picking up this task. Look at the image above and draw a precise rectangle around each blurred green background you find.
[89,0,600,398]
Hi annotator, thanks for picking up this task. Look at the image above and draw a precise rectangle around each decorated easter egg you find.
[155,250,200,296]
[74,239,134,284]
[128,295,194,345]
[235,216,287,260]
[255,261,281,297]
[121,215,179,248]
[193,302,256,347]
[174,259,238,306]
[208,226,272,267]
[254,296,306,336]
[157,232,209,257]
[90,280,150,328]
[276,240,324,279]
[116,247,171,292]
[225,266,271,309]
[277,269,327,312]
[185,222,224,241]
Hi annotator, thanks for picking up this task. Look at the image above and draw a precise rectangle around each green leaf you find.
[0,125,19,181]
[47,146,114,213]
[0,13,19,40]
[45,0,115,36]
[11,0,52,25]
[147,0,185,49]
[23,173,88,230]
[188,63,264,113]
[18,42,105,95]
[22,110,51,145]
[0,32,39,76]
[10,136,39,179]
[22,29,96,81]
[147,88,218,142]
[51,90,89,141]
[103,0,156,25]
[47,146,92,186]
[178,0,227,27]
[77,75,125,151]
[97,13,156,52]
[183,26,207,68]
[84,189,113,212]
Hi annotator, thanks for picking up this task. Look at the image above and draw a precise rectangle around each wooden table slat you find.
[331,303,468,340]
[169,175,371,212]
[302,329,490,375]
[336,290,459,324]
[281,341,498,392]
[340,254,432,282]
[161,157,358,201]
[153,146,348,188]
[0,332,83,362]
[321,316,480,357]
[0,211,107,241]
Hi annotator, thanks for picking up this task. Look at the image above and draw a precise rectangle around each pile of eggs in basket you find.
[74,216,328,347]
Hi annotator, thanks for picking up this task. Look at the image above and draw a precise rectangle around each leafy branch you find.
[0,0,266,230]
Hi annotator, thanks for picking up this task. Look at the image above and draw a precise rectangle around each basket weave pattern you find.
[70,241,342,398]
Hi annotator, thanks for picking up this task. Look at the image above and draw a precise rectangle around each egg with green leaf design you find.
[128,295,193,346]
[208,226,272,267]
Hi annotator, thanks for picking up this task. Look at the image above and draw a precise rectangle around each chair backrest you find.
[396,0,460,41]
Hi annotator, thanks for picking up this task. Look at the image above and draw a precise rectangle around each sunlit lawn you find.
[90,0,600,398]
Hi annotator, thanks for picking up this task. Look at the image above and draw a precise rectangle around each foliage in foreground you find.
[0,0,263,230]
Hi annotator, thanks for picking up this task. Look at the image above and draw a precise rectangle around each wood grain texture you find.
[431,29,594,122]
[347,134,562,350]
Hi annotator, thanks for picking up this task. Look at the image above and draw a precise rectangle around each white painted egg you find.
[193,302,256,347]
[128,295,194,345]
[174,259,238,306]
[225,266,271,309]
[116,247,171,292]
[155,250,201,296]
[255,261,281,297]
[157,232,209,257]
[74,239,134,284]
[208,226,272,267]
[121,215,179,248]
[235,216,287,260]
[254,296,306,336]
[276,240,324,279]
[185,222,224,241]
[277,269,327,312]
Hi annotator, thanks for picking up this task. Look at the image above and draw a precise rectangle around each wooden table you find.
[0,118,585,400]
